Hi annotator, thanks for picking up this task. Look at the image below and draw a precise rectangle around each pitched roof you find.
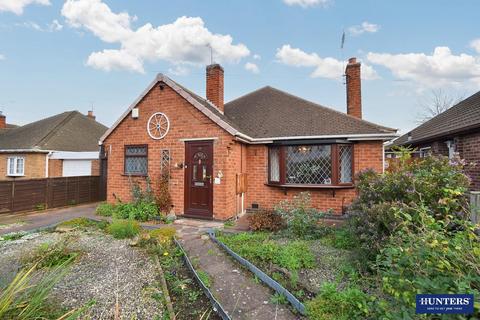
[394,90,480,146]
[0,111,108,152]
[224,86,396,139]
[101,74,398,144]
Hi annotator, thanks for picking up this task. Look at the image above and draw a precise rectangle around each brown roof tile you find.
[0,111,108,151]
[224,86,396,139]
[394,90,480,146]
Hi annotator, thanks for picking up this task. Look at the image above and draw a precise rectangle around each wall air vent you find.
[132,108,139,119]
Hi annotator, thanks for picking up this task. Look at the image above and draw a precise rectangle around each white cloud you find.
[367,46,480,87]
[245,62,259,74]
[61,0,250,73]
[16,19,63,32]
[48,19,63,31]
[168,65,189,76]
[0,0,50,15]
[470,39,480,54]
[283,0,329,8]
[348,21,380,36]
[253,54,261,60]
[276,44,378,80]
[0,54,5,60]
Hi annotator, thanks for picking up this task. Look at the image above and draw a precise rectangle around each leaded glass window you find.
[286,145,332,185]
[267,144,354,186]
[339,145,353,183]
[124,145,148,175]
[269,147,280,182]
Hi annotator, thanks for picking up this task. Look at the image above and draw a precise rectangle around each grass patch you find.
[217,232,315,271]
[149,227,176,241]
[196,270,212,288]
[1,232,26,241]
[107,219,140,239]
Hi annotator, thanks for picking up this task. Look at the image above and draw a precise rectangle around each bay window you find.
[268,144,353,186]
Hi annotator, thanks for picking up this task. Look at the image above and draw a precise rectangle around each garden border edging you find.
[173,237,232,320]
[207,230,307,316]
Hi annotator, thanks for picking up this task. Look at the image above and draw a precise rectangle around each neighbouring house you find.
[388,91,480,190]
[0,111,107,180]
[100,57,397,220]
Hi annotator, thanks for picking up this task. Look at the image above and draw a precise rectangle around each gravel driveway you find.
[0,230,165,319]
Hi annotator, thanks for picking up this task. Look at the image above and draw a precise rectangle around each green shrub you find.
[155,173,172,213]
[107,219,140,239]
[349,155,471,260]
[247,210,285,232]
[306,282,370,320]
[274,192,328,239]
[376,207,480,318]
[95,202,115,217]
[114,201,159,221]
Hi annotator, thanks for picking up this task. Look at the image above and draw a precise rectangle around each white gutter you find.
[0,149,50,153]
[234,132,399,144]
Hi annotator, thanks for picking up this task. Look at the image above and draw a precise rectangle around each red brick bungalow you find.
[100,58,397,220]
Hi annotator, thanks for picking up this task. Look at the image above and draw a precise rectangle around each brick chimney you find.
[206,64,224,112]
[87,110,96,120]
[345,57,362,119]
[0,112,6,129]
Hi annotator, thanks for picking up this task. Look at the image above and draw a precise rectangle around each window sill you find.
[121,173,148,177]
[7,174,25,177]
[265,183,355,189]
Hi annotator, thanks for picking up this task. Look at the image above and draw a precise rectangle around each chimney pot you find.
[345,57,362,119]
[206,64,224,112]
[0,112,5,129]
[87,110,96,120]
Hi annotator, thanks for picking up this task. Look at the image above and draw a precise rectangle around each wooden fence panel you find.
[48,178,68,208]
[12,179,47,212]
[0,176,103,214]
[0,182,13,213]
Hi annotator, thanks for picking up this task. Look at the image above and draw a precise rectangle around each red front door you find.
[184,141,214,218]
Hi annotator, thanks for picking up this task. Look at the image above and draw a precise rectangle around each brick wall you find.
[456,131,480,190]
[91,159,100,176]
[0,153,47,180]
[244,141,384,214]
[103,82,239,220]
[48,159,63,177]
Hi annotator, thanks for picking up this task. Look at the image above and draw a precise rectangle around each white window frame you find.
[419,147,432,158]
[7,156,25,177]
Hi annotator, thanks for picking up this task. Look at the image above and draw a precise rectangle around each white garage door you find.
[62,160,92,177]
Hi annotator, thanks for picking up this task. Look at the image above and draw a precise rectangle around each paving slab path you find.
[180,231,300,320]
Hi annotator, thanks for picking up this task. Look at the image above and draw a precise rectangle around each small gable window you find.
[124,145,148,176]
[268,144,354,187]
[7,156,25,176]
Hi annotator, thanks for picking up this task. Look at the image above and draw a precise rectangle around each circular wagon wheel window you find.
[147,112,170,140]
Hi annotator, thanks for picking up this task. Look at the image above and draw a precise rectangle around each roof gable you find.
[0,111,108,151]
[100,74,240,143]
[224,86,397,139]
[394,90,480,146]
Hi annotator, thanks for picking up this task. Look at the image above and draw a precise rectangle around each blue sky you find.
[1,0,479,134]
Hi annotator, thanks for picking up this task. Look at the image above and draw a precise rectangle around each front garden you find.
[0,218,219,319]
[217,153,480,319]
